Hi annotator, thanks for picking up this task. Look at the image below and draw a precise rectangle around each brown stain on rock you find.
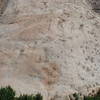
[10,47,61,86]
[42,62,60,85]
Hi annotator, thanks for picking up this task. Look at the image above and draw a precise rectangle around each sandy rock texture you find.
[0,0,100,100]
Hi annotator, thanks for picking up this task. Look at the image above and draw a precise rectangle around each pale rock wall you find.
[0,0,100,100]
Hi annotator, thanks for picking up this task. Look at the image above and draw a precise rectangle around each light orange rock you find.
[0,0,100,100]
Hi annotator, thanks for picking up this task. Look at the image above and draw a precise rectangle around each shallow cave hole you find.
[87,0,100,13]
[0,0,8,15]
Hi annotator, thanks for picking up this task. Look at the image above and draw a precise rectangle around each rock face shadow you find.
[0,0,8,15]
[87,0,100,13]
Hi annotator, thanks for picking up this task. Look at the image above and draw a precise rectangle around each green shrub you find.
[84,96,94,100]
[94,97,100,100]
[0,86,15,100]
[73,93,80,100]
[16,93,43,100]
[84,95,100,100]
[0,86,43,100]
[16,94,34,100]
[33,93,43,100]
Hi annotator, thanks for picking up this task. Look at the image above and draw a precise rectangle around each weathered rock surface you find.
[0,0,100,100]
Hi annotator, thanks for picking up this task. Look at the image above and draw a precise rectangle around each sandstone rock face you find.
[0,0,8,15]
[0,0,100,100]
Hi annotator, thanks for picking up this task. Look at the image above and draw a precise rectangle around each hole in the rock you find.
[87,0,100,13]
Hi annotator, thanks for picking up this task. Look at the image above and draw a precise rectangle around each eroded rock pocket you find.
[87,0,100,13]
[0,0,8,15]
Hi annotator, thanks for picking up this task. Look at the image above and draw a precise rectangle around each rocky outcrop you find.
[0,0,100,100]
